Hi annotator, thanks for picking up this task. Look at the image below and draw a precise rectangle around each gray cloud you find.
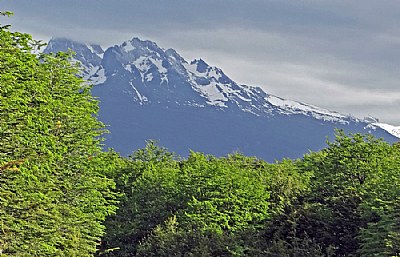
[2,0,400,124]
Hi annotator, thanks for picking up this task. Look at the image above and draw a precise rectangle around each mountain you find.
[44,38,399,161]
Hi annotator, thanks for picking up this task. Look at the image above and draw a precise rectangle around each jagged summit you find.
[44,37,400,146]
[45,38,104,80]
[122,37,162,52]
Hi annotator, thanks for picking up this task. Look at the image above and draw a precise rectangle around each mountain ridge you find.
[44,37,399,160]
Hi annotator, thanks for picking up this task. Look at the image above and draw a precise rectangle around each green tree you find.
[99,142,182,256]
[0,18,118,256]
[179,152,272,234]
[286,132,384,255]
[357,141,400,256]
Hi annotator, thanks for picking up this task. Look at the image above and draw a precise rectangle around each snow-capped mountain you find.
[44,38,399,161]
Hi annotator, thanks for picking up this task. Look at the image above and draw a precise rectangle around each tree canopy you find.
[0,15,119,256]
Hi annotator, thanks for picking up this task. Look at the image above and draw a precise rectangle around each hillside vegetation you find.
[1,13,399,256]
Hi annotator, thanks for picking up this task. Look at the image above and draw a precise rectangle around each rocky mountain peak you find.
[43,37,400,139]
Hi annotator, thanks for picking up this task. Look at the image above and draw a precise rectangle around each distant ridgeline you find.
[45,37,399,161]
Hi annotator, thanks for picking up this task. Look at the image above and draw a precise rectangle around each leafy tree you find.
[178,152,272,234]
[99,142,182,256]
[0,18,118,256]
[357,141,400,256]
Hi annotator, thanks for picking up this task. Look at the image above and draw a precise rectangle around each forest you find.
[1,12,399,256]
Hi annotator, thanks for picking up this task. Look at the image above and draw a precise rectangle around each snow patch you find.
[131,56,168,83]
[208,68,222,80]
[371,123,400,139]
[90,67,106,84]
[192,81,228,107]
[266,95,350,124]
[151,58,167,74]
[183,62,221,80]
[124,64,133,73]
[184,62,200,75]
[130,81,148,104]
[218,84,251,102]
[145,73,154,82]
[133,56,150,72]
[123,41,135,52]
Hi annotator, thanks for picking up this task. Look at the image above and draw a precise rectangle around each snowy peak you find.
[118,37,167,65]
[101,38,173,85]
[122,37,161,53]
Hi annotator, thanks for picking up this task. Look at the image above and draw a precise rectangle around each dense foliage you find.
[1,13,399,256]
[0,14,119,256]
[98,142,310,256]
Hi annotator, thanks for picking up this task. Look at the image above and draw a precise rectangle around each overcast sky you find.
[2,0,399,125]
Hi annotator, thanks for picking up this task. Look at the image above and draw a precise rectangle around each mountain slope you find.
[44,37,398,161]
